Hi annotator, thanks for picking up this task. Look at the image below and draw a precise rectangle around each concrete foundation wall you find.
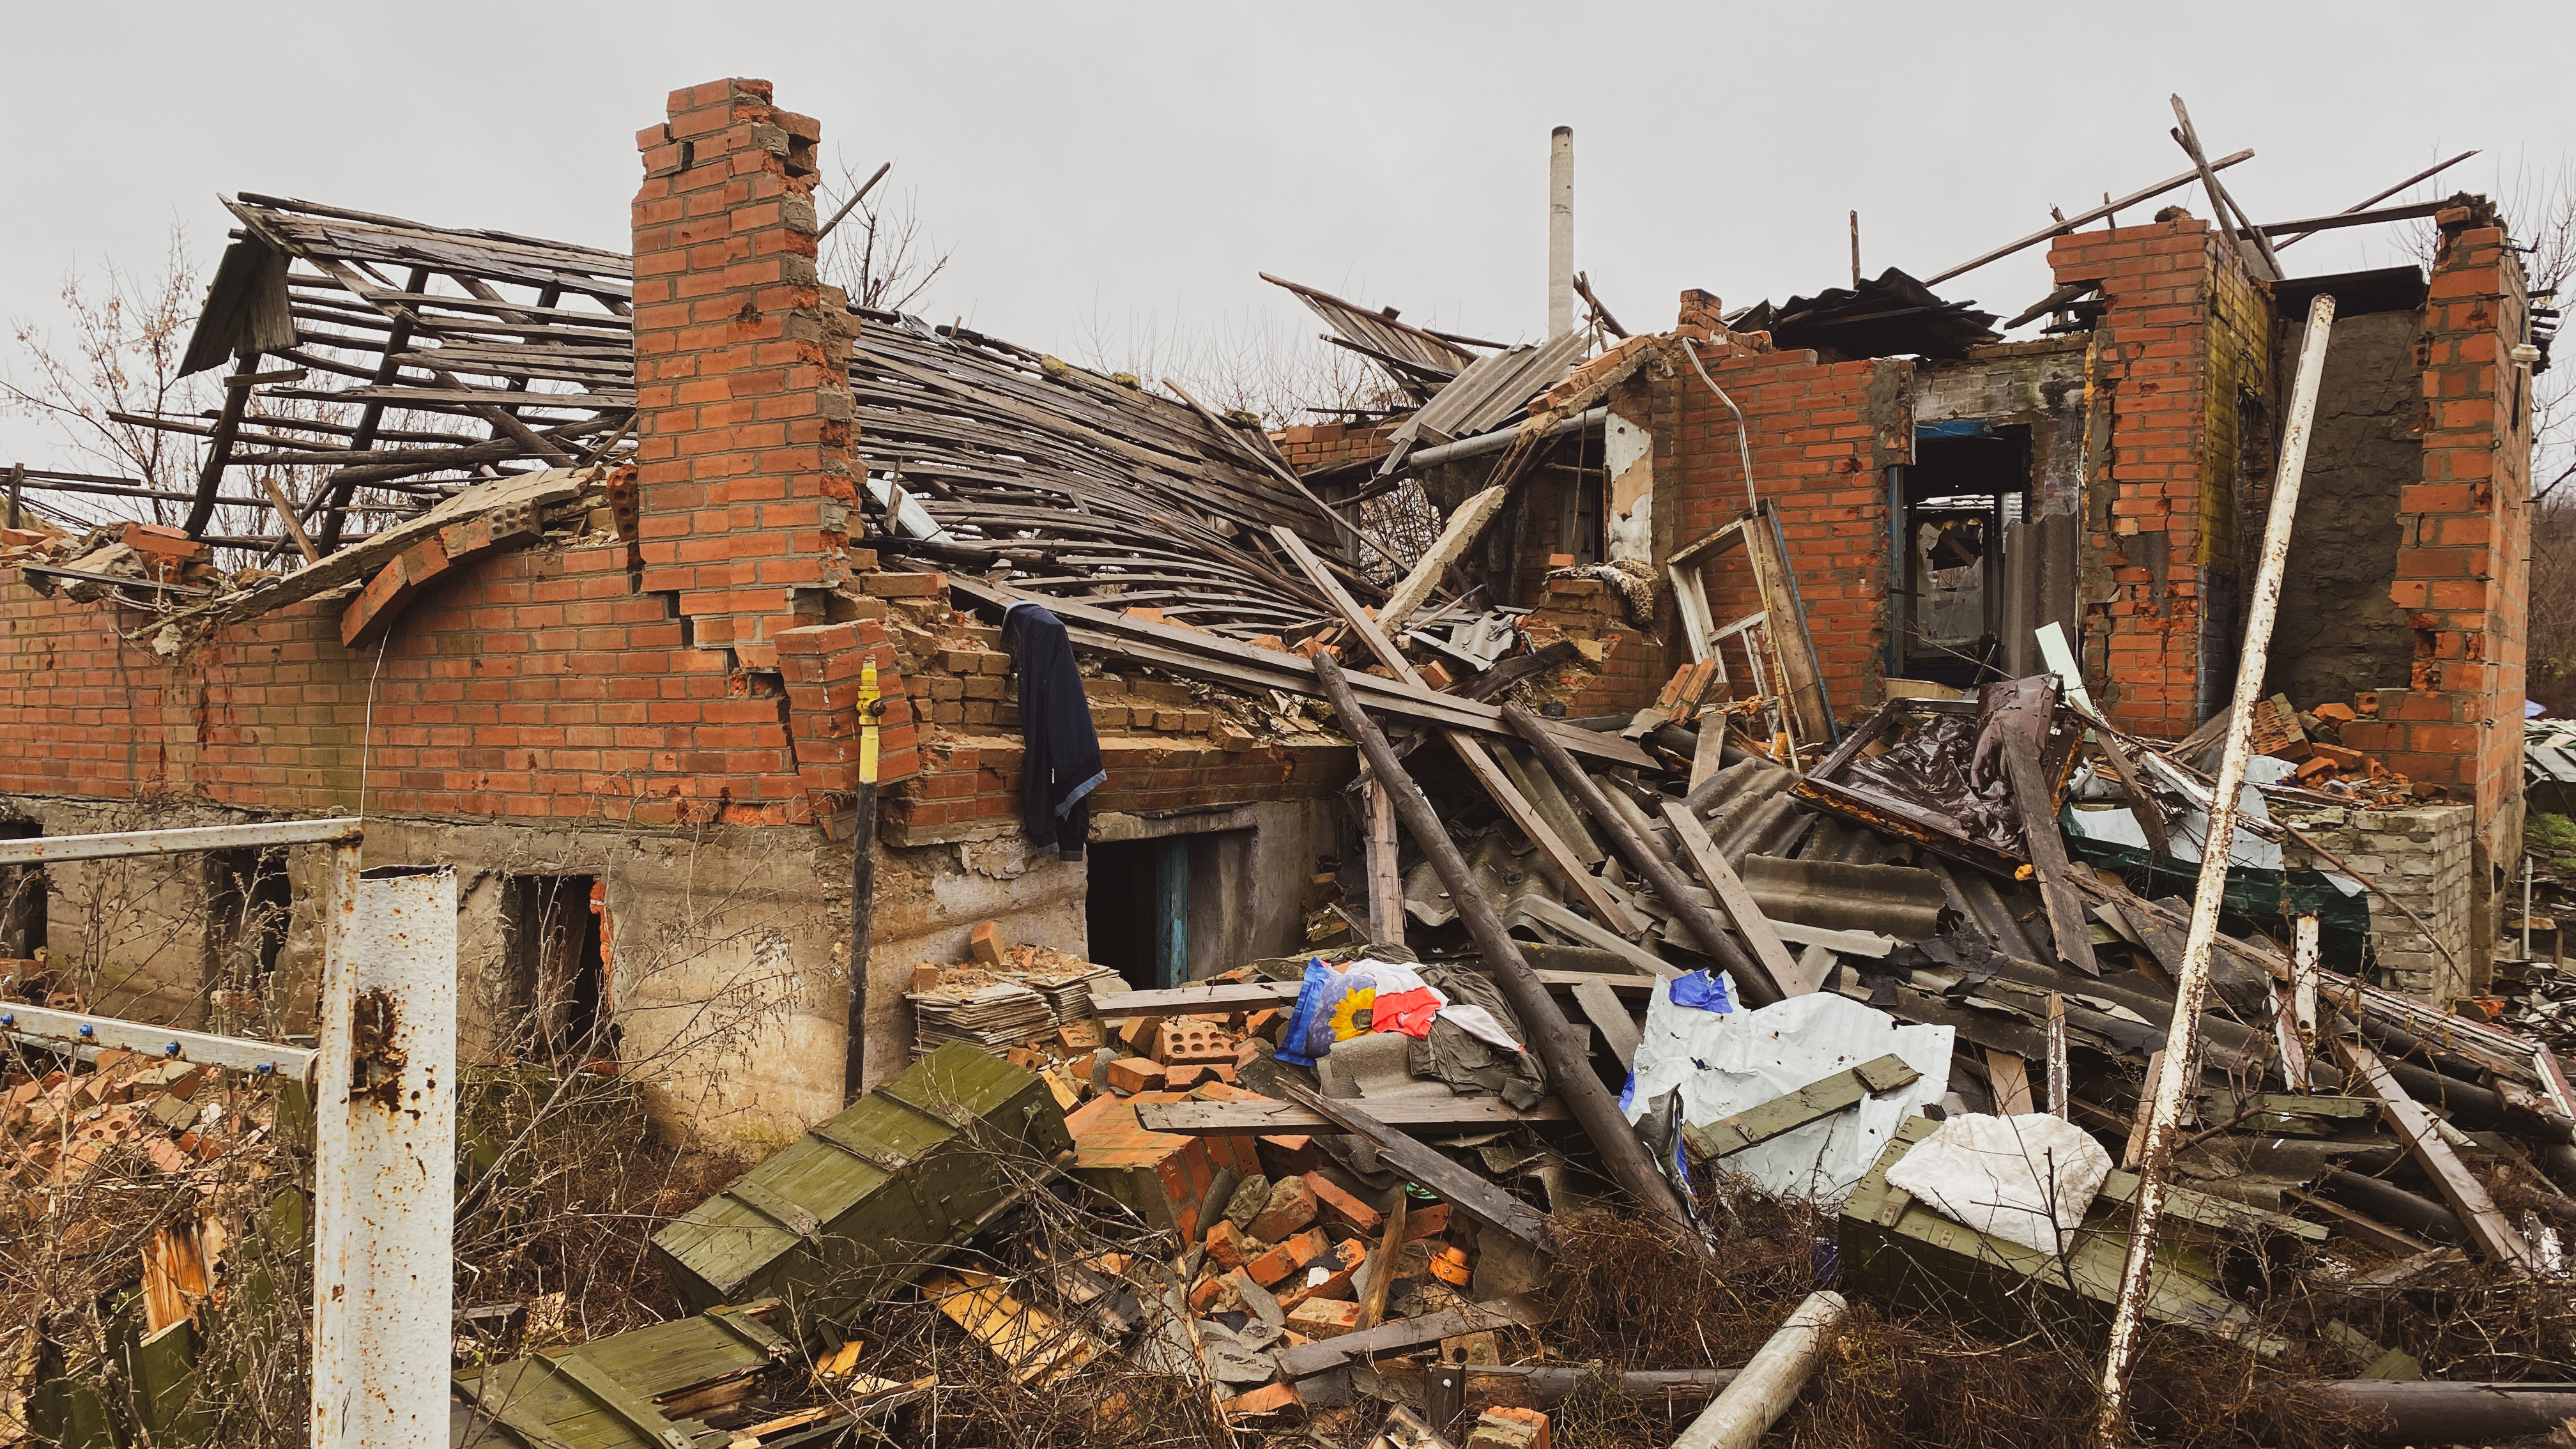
[2,792,855,1146]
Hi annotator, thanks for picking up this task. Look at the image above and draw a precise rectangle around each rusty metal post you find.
[2096,295,2336,1445]
[312,858,456,1449]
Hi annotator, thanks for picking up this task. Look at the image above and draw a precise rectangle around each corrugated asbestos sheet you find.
[1261,272,1482,392]
[1384,330,1593,456]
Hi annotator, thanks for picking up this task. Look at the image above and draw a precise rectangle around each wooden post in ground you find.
[2096,294,2337,1446]
[1363,776,1404,951]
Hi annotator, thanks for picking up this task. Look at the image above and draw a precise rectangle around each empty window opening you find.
[0,820,42,967]
[206,846,290,1004]
[505,875,608,1061]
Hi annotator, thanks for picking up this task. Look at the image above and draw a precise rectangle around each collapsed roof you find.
[168,195,1365,638]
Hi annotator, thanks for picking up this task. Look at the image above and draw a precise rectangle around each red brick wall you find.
[882,732,1357,845]
[2047,218,2247,736]
[0,543,857,828]
[631,78,861,672]
[2351,206,2531,851]
[1653,345,1912,723]
[1274,419,1400,475]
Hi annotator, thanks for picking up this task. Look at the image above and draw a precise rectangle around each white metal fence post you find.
[312,861,456,1449]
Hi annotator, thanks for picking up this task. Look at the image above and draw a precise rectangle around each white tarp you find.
[1882,1111,2112,1255]
[1623,983,1953,1206]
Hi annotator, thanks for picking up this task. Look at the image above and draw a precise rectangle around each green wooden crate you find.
[650,1042,1072,1322]
[452,1301,794,1448]
[1837,1114,2291,1356]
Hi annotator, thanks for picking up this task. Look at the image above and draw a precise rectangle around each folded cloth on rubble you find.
[1882,1112,2112,1255]
[1412,965,1546,1109]
[1372,986,1445,1037]
[1623,985,1952,1206]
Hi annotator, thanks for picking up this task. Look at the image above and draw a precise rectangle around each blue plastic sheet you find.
[1668,969,1735,1015]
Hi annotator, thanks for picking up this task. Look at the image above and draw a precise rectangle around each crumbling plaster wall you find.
[1912,338,2090,515]
[2262,309,2418,709]
[0,795,252,1029]
[862,836,1087,1084]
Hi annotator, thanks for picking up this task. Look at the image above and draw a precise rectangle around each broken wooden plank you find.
[1505,703,1783,1004]
[1571,977,1641,1068]
[2285,1190,2441,1258]
[1515,897,1671,977]
[1985,1050,2036,1116]
[1269,523,1646,939]
[1280,1082,1553,1254]
[1680,1054,1919,1164]
[1353,1187,1409,1333]
[1660,799,1805,996]
[1272,1292,1553,1379]
[2045,992,2070,1118]
[1465,1365,1734,1407]
[923,1268,1105,1384]
[2331,1035,2540,1271]
[1997,728,2099,976]
[2092,1170,2329,1243]
[1137,1096,1573,1135]
[1362,777,1404,950]
[948,576,1656,770]
[1091,969,1655,1019]
[1308,651,1692,1230]
[2090,735,2172,857]
[183,465,596,628]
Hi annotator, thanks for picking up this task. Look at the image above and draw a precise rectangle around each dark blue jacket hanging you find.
[1002,602,1105,861]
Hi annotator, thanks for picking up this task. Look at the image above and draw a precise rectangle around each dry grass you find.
[1543,1202,2379,1449]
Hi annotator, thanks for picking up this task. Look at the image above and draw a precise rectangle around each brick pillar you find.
[2048,218,2272,737]
[2359,203,2532,864]
[631,78,861,672]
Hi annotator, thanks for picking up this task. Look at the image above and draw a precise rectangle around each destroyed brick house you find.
[17,72,2576,1449]
[0,78,2545,1135]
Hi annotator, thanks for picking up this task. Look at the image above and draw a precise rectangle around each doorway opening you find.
[1895,427,2030,688]
[1085,829,1257,988]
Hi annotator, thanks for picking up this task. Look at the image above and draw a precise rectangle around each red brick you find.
[1103,1058,1163,1094]
[1243,1227,1330,1288]
[1246,1174,1319,1241]
[1306,1173,1383,1239]
[1219,1381,1302,1418]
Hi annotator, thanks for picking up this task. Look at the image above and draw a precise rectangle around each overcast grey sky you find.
[4,1,2568,466]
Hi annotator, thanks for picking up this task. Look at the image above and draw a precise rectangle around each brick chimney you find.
[631,78,861,671]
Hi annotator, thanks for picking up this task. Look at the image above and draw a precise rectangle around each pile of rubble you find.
[410,655,2576,1446]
